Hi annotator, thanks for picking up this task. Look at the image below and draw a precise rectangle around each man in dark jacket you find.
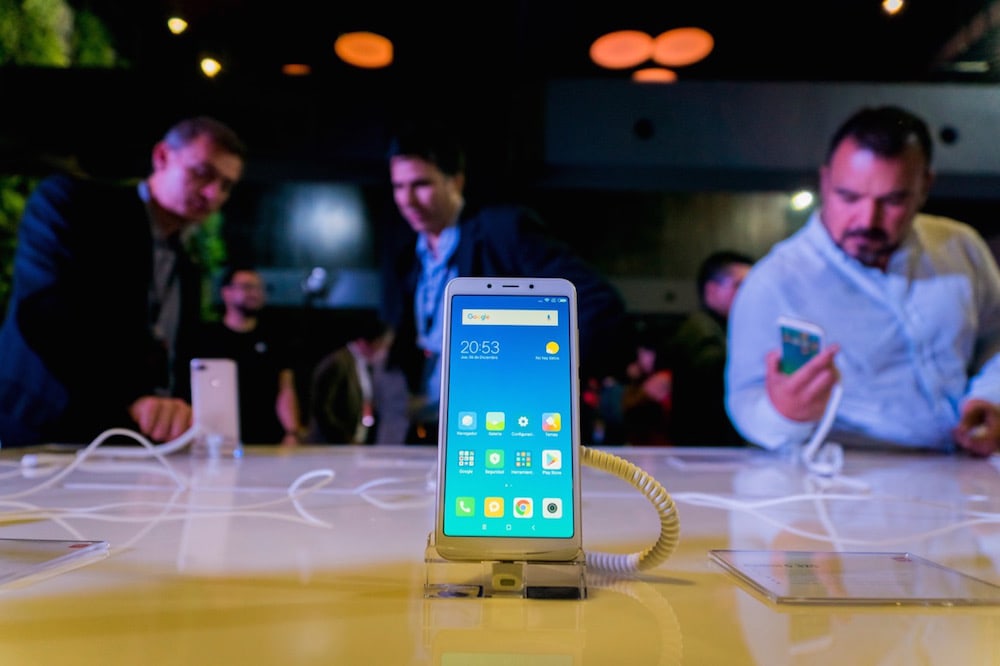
[0,116,246,446]
[381,123,627,443]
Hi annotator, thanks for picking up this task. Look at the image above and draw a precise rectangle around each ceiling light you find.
[166,17,188,35]
[590,30,654,69]
[282,63,312,76]
[882,0,904,16]
[652,27,714,67]
[632,67,678,83]
[334,32,393,69]
[790,190,814,211]
[200,57,222,78]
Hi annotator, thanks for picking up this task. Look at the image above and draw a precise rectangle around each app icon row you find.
[457,448,562,470]
[457,411,561,432]
[454,496,563,519]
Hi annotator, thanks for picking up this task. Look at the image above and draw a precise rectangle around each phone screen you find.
[440,291,577,542]
[779,321,823,374]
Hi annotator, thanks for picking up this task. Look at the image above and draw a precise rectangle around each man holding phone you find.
[726,105,1000,457]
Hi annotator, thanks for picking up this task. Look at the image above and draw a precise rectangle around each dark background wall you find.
[6,69,1000,420]
[4,71,1000,315]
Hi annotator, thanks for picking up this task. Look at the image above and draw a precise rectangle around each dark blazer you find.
[380,203,628,396]
[0,173,202,446]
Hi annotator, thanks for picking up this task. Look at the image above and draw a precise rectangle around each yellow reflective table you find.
[0,445,997,665]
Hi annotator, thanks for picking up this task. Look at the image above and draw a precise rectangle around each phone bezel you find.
[433,277,584,562]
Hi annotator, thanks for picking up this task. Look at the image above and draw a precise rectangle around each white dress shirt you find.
[726,211,1000,452]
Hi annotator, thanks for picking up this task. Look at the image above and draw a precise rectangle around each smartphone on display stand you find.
[190,358,242,457]
[434,277,583,562]
[778,316,825,374]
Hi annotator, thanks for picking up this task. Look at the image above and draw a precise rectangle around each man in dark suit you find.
[0,116,247,447]
[381,123,628,444]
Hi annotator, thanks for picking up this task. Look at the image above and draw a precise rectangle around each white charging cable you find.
[799,383,844,477]
[79,424,204,459]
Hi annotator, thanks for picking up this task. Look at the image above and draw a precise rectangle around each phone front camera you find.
[487,283,493,289]
[529,284,535,289]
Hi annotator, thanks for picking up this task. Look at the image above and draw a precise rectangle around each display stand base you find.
[423,533,588,599]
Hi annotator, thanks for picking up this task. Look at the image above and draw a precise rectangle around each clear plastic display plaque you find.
[0,538,110,590]
[424,533,587,599]
[709,549,1000,606]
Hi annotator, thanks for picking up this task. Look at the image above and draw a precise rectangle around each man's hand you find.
[954,398,1000,457]
[765,344,841,422]
[128,396,193,442]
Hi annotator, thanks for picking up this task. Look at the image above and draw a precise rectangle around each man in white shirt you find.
[726,105,1000,457]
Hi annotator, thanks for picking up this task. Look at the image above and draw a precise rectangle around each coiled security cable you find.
[581,446,681,574]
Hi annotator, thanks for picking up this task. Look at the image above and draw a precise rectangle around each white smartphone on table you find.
[778,316,824,374]
[190,358,242,456]
[434,277,583,562]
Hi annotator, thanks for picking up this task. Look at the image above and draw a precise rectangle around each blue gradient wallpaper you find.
[441,293,576,539]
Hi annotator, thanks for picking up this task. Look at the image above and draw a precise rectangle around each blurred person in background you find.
[195,266,306,445]
[663,250,753,446]
[308,314,401,444]
[381,121,628,444]
[619,326,674,446]
[0,116,246,446]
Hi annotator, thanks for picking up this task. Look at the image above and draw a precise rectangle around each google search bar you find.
[461,309,559,326]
